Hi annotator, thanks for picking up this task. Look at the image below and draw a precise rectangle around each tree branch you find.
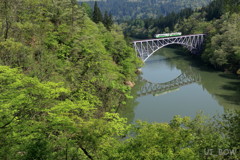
[80,146,94,160]
[0,117,15,129]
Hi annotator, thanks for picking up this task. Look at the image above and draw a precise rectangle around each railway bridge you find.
[133,34,206,62]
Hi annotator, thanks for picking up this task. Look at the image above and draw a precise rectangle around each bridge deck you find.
[132,34,206,43]
[132,33,206,62]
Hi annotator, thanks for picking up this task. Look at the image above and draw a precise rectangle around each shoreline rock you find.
[125,81,135,88]
[237,69,240,75]
[135,68,142,74]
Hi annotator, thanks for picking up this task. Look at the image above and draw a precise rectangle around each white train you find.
[154,32,182,38]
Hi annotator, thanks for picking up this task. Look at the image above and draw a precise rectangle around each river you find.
[119,47,240,123]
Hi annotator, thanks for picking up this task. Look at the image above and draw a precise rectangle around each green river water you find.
[119,47,240,123]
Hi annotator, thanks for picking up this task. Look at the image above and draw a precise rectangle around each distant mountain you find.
[78,0,212,21]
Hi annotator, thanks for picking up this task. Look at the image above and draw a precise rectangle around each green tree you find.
[202,13,240,71]
[0,65,69,159]
[81,2,93,18]
[92,1,103,23]
[0,66,130,159]
[103,11,113,30]
[204,0,225,21]
[225,0,240,13]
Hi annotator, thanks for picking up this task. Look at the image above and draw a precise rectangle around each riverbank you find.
[119,47,240,123]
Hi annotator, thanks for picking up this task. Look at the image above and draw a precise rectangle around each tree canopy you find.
[83,0,212,21]
[0,0,239,159]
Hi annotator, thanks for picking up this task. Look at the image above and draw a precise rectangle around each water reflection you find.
[119,47,240,123]
[138,70,200,97]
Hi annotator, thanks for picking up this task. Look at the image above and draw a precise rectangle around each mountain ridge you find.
[79,0,212,21]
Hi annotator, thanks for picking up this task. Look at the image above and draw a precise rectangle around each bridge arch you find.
[133,34,205,62]
[138,71,200,97]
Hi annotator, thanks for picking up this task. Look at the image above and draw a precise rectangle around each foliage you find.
[0,66,239,159]
[225,0,240,13]
[0,0,141,114]
[81,2,93,18]
[91,2,113,30]
[203,0,225,21]
[175,0,240,72]
[123,8,194,39]
[0,1,142,158]
[83,0,211,21]
[0,0,239,159]
[122,0,225,39]
[92,1,103,23]
[123,0,240,72]
[200,13,240,71]
[0,66,130,159]
[103,11,113,31]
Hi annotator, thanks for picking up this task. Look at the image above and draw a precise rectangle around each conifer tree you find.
[103,11,113,30]
[92,1,103,23]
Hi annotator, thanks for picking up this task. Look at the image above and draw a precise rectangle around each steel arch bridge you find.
[138,72,200,97]
[133,34,206,62]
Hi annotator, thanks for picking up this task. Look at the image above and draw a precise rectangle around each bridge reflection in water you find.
[138,71,200,97]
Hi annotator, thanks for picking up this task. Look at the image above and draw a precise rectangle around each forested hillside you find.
[0,0,141,111]
[177,0,240,73]
[123,0,224,38]
[122,7,194,38]
[81,0,212,21]
[124,0,240,73]
[0,0,141,159]
[0,0,239,159]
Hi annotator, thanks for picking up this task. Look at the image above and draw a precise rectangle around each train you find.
[154,32,182,38]
[153,87,179,97]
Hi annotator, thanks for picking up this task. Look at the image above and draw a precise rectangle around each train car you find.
[154,32,182,38]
